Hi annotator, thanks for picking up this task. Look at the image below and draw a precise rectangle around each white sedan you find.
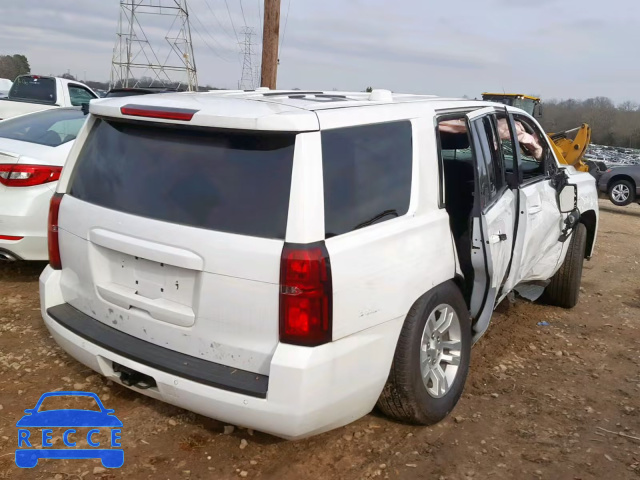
[0,108,87,261]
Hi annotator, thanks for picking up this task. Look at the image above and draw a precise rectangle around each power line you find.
[223,0,239,42]
[239,0,247,27]
[200,0,236,42]
[190,4,233,53]
[280,0,291,52]
[191,16,233,63]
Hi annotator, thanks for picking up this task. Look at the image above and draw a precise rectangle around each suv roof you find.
[89,89,489,132]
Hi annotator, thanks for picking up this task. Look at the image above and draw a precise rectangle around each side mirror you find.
[558,184,577,213]
[24,409,34,415]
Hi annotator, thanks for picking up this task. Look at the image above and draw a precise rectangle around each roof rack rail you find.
[262,91,324,97]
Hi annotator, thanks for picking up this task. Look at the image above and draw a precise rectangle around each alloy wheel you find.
[420,304,462,398]
[612,184,630,203]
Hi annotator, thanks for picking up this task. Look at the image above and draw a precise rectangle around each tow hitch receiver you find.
[113,362,157,390]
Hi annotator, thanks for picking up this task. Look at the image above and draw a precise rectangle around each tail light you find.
[0,165,62,187]
[279,243,333,347]
[48,193,64,270]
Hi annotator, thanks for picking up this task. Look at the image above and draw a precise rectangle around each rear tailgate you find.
[57,117,298,376]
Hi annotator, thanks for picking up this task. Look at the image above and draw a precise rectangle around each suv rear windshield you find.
[8,76,57,104]
[70,119,296,239]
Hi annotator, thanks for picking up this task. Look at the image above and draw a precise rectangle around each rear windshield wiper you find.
[354,209,399,231]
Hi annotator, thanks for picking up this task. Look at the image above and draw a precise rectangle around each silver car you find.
[597,164,640,206]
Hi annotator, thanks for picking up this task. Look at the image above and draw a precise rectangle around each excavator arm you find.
[548,124,591,172]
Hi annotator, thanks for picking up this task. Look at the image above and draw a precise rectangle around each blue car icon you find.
[15,391,123,469]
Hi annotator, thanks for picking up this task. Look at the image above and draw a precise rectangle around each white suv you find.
[40,90,599,439]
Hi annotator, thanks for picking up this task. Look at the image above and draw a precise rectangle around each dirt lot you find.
[1,199,639,480]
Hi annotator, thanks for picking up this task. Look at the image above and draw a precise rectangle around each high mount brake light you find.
[279,243,333,347]
[48,193,64,270]
[120,105,197,121]
[0,165,62,187]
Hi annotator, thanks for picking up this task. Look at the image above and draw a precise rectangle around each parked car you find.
[39,90,599,439]
[0,107,87,261]
[0,75,97,121]
[0,78,12,98]
[596,164,640,206]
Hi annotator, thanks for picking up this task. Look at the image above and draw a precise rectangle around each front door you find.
[504,113,566,289]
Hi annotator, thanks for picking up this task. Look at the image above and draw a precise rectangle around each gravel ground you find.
[1,199,639,480]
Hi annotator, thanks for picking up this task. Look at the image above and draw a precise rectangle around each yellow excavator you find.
[481,93,591,172]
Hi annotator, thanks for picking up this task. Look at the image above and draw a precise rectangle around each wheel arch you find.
[580,209,597,259]
[403,279,470,337]
[452,274,468,307]
[607,174,636,192]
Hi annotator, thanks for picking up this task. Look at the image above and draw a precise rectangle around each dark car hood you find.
[16,410,123,428]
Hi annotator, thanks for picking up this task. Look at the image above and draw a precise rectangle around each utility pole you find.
[260,0,281,89]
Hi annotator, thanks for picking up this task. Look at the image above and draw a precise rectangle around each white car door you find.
[505,114,566,288]
[464,108,518,340]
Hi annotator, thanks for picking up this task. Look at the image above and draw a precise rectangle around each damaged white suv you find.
[40,90,599,439]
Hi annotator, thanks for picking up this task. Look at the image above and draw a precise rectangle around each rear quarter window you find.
[69,119,296,239]
[321,121,413,237]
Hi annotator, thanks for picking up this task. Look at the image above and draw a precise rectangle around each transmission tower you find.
[238,27,256,90]
[111,0,199,91]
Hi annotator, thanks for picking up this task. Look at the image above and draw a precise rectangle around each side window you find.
[68,85,96,106]
[513,115,551,180]
[496,114,516,174]
[322,121,413,237]
[480,116,506,194]
[474,115,506,208]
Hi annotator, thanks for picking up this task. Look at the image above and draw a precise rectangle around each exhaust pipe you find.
[0,251,18,261]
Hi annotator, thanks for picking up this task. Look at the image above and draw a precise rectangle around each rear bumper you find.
[0,183,54,261]
[0,236,47,261]
[40,266,403,439]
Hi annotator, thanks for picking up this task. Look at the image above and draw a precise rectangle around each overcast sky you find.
[1,0,638,102]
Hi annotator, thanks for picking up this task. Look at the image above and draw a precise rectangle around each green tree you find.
[0,54,30,81]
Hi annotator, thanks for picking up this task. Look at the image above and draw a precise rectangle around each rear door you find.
[465,108,517,338]
[57,117,301,376]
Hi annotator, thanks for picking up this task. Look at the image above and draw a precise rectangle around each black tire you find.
[608,179,635,206]
[540,223,587,309]
[376,281,471,425]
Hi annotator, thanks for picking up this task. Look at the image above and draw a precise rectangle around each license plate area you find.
[112,253,196,306]
[91,245,199,326]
